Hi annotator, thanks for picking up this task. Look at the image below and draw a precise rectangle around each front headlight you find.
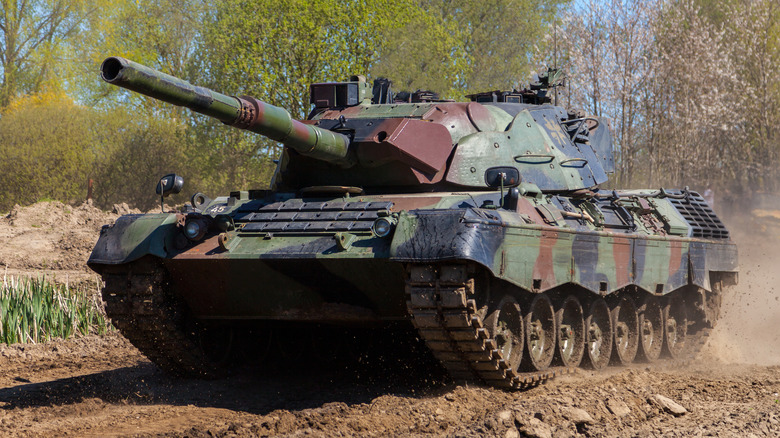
[184,217,208,241]
[372,217,396,237]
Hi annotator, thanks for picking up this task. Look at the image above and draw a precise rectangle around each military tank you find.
[89,57,738,389]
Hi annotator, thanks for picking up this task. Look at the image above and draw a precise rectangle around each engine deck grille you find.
[234,200,393,233]
[669,192,729,239]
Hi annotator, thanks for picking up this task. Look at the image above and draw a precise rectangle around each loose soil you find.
[0,200,779,437]
[0,200,137,287]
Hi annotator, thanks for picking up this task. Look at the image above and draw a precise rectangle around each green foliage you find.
[0,0,96,107]
[0,95,96,211]
[427,0,570,94]
[0,276,110,345]
[184,122,277,198]
[77,0,206,109]
[372,0,570,97]
[370,8,467,96]
[90,109,194,211]
[0,93,191,212]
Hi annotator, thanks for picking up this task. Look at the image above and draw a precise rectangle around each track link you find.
[405,264,573,389]
[102,268,221,378]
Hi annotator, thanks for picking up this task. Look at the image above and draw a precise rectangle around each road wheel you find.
[554,295,585,368]
[522,294,556,371]
[637,296,663,362]
[610,296,639,365]
[584,298,612,369]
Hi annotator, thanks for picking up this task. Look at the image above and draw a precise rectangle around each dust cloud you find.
[702,196,780,365]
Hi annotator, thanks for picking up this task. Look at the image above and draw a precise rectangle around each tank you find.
[89,57,738,389]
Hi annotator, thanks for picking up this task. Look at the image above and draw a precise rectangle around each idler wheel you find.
[486,295,524,370]
[663,295,688,358]
[554,295,585,368]
[584,298,613,369]
[609,296,639,365]
[637,296,663,362]
[522,294,556,371]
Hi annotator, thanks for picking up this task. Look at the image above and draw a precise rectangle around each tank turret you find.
[101,57,621,191]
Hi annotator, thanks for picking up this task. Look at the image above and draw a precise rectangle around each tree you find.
[560,0,656,187]
[723,0,780,193]
[559,0,780,195]
[76,0,206,110]
[0,0,93,109]
[644,0,745,188]
[437,0,570,94]
[369,8,466,96]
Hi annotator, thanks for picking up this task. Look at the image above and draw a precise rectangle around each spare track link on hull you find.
[102,269,218,378]
[405,264,573,390]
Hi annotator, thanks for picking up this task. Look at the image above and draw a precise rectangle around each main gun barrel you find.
[100,57,351,164]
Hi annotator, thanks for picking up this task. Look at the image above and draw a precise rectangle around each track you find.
[406,264,573,389]
[102,265,223,377]
[406,263,716,390]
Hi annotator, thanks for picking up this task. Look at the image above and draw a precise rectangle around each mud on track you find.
[0,201,779,437]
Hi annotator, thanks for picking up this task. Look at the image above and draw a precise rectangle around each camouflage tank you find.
[89,57,738,389]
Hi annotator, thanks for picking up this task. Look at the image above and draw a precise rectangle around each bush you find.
[0,96,196,212]
[0,97,97,212]
[90,109,194,211]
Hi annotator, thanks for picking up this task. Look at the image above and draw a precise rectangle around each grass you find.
[0,275,111,345]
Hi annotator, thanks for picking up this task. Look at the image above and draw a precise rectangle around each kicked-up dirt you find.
[0,200,779,437]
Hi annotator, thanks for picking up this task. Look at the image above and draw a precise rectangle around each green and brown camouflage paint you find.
[89,58,737,326]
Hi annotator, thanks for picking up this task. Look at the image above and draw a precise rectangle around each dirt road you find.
[1,333,779,437]
[0,201,779,437]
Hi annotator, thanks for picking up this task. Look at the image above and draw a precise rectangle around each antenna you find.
[553,20,558,106]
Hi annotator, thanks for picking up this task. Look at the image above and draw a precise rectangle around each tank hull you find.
[90,190,737,322]
[162,257,406,322]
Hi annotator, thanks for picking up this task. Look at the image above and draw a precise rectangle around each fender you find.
[390,208,739,295]
[87,213,178,270]
[390,209,504,269]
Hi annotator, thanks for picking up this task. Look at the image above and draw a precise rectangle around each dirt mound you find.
[0,200,138,285]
